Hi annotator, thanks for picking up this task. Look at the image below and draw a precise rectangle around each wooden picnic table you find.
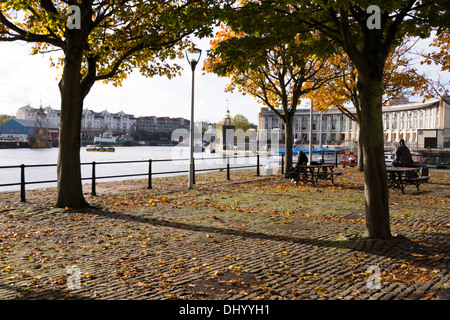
[386,166,429,193]
[295,164,342,186]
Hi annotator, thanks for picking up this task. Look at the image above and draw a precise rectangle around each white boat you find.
[310,152,340,164]
[385,151,424,167]
[94,133,126,146]
[385,151,395,167]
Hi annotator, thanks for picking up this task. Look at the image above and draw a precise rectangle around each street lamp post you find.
[185,47,202,189]
[309,98,313,165]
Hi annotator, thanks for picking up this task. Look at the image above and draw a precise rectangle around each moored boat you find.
[86,145,115,152]
[94,133,126,146]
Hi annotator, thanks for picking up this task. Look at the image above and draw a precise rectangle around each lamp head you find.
[186,47,202,71]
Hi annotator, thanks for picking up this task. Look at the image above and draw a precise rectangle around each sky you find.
[0,36,263,125]
[0,33,447,126]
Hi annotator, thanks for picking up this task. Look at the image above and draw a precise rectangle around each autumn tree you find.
[422,30,450,72]
[205,24,339,172]
[309,39,429,171]
[419,30,450,99]
[217,0,448,240]
[0,0,213,208]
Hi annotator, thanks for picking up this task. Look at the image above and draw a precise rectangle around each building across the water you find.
[135,116,190,134]
[0,118,59,141]
[258,96,450,149]
[16,104,137,135]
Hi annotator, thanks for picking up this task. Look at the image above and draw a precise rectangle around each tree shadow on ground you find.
[83,205,449,274]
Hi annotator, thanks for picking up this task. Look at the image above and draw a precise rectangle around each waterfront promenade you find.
[0,168,449,302]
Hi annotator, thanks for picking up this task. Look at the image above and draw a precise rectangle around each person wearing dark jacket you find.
[285,151,309,179]
[392,139,414,167]
[296,151,308,166]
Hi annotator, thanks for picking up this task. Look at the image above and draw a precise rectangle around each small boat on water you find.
[94,133,126,146]
[86,145,115,152]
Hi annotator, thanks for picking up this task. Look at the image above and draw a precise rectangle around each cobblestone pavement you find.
[0,169,449,301]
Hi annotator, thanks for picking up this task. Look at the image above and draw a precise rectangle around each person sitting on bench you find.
[285,151,308,179]
[296,151,308,167]
[392,139,414,167]
[392,139,417,178]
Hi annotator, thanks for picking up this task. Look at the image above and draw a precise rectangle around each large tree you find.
[309,39,431,171]
[205,24,339,172]
[218,0,448,239]
[0,0,212,208]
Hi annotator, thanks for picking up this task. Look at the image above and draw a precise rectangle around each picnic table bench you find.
[386,166,429,193]
[290,164,342,186]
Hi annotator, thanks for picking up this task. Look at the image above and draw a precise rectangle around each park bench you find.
[287,164,342,186]
[386,165,429,193]
[404,176,430,190]
[316,170,342,184]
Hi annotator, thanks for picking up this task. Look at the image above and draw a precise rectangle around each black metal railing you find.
[0,155,263,202]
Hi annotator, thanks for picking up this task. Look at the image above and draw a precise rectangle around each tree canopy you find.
[419,30,450,99]
[0,0,214,89]
[0,0,215,208]
[205,22,341,171]
[214,0,449,240]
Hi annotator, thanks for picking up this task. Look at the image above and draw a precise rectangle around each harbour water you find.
[0,146,265,192]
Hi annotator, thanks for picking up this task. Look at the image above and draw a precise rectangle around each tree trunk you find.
[55,44,88,208]
[357,129,364,172]
[284,116,294,174]
[358,76,391,240]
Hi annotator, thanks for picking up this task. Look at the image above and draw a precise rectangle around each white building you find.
[16,105,61,125]
[258,106,359,147]
[383,97,450,149]
[258,97,450,149]
[16,105,136,134]
[81,109,136,133]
